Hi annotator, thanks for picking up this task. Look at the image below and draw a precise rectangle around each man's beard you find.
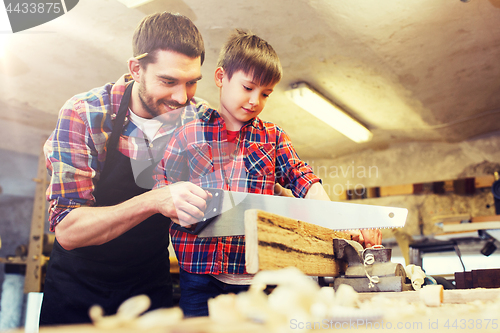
[138,80,187,120]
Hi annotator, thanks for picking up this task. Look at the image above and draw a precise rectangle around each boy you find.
[154,30,379,317]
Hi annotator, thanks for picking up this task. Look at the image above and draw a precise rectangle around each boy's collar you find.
[248,117,265,130]
[201,107,265,130]
[200,107,216,122]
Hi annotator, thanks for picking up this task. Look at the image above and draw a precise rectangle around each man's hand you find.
[154,182,212,227]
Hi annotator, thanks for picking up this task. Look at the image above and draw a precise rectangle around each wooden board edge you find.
[244,209,259,274]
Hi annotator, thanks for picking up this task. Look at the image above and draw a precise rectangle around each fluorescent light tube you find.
[285,82,373,143]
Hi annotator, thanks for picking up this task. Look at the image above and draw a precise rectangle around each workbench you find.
[13,288,499,333]
[21,210,500,332]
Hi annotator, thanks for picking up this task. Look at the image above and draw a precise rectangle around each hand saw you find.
[178,189,408,238]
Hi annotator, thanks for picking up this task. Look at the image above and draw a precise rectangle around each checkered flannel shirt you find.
[154,108,321,274]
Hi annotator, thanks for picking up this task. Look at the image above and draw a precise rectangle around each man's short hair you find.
[217,29,282,86]
[133,12,205,67]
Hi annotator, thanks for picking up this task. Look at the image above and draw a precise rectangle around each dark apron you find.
[40,83,173,326]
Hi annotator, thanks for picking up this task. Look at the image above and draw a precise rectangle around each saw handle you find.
[177,188,224,235]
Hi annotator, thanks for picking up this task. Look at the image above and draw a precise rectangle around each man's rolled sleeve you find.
[47,197,88,231]
[45,99,102,230]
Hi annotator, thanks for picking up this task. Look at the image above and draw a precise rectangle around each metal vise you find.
[331,239,412,292]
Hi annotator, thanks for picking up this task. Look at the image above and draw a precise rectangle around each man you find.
[40,12,210,325]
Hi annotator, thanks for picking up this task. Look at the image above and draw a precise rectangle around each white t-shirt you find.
[128,109,170,142]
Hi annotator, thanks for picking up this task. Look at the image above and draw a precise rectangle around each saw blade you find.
[178,189,408,238]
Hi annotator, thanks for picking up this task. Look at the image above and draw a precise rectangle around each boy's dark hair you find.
[133,12,205,68]
[217,29,282,86]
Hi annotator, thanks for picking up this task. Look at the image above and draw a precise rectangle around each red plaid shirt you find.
[154,108,321,274]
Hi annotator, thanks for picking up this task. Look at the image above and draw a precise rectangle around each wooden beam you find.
[432,214,471,224]
[475,175,496,188]
[441,222,500,233]
[339,175,497,201]
[24,146,49,293]
[379,184,414,197]
[435,215,500,235]
[472,215,500,223]
[244,209,350,276]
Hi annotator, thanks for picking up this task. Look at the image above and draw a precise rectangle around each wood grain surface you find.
[245,209,350,276]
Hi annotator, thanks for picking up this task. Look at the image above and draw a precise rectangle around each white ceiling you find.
[1,0,500,160]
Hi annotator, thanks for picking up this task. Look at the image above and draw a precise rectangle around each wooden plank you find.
[454,271,473,289]
[24,146,50,293]
[431,214,471,224]
[475,175,495,188]
[463,271,473,289]
[454,272,465,289]
[413,182,434,195]
[379,184,413,197]
[443,180,454,193]
[442,221,500,233]
[439,215,500,224]
[472,215,500,223]
[342,175,495,201]
[472,269,500,288]
[366,187,380,198]
[337,189,348,201]
[434,215,500,233]
[245,209,350,276]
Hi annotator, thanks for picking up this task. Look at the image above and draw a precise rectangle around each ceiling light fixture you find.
[285,82,373,143]
[116,0,154,8]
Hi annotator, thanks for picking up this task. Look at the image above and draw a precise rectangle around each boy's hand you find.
[346,229,382,248]
[360,228,382,248]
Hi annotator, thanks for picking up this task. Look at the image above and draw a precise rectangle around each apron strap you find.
[107,81,134,151]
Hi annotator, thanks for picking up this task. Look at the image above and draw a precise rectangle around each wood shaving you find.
[89,294,183,329]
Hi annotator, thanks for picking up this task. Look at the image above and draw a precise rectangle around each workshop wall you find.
[0,148,40,318]
[307,130,500,239]
[0,197,33,317]
[0,150,38,199]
